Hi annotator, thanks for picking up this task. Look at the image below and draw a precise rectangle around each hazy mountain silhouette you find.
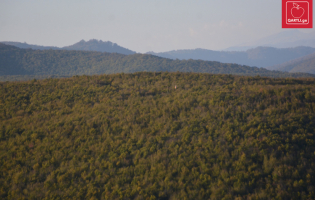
[1,39,136,55]
[271,52,315,74]
[148,46,315,69]
[62,39,136,55]
[1,43,314,80]
[1,41,60,50]
[225,30,315,51]
[3,39,315,71]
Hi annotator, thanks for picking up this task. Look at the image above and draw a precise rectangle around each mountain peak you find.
[61,39,135,55]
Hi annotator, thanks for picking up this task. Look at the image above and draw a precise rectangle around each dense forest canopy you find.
[1,43,315,82]
[1,72,315,199]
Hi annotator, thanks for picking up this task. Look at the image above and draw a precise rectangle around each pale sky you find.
[0,0,312,53]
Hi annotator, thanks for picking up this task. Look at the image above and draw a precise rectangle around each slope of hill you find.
[1,72,315,199]
[1,43,314,80]
[4,41,315,70]
[271,52,315,74]
[63,39,136,55]
[148,46,315,69]
[1,41,60,50]
[0,39,136,55]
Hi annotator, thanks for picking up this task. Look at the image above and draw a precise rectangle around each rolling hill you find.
[271,52,315,74]
[1,39,136,55]
[0,41,60,50]
[4,40,315,71]
[1,43,315,81]
[148,46,315,69]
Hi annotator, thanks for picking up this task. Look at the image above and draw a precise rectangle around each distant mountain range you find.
[2,37,315,74]
[270,52,315,74]
[148,46,315,69]
[225,30,315,51]
[1,39,136,55]
[1,43,314,81]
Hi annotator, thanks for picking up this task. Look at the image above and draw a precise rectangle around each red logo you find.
[282,0,313,28]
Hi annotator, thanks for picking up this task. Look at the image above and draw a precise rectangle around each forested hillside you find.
[4,40,315,71]
[1,43,315,81]
[1,72,315,199]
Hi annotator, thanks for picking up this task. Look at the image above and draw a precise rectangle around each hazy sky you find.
[0,0,312,52]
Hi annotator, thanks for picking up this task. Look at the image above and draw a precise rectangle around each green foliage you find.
[0,72,315,199]
[1,43,315,81]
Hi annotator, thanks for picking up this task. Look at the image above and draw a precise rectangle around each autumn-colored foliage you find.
[0,72,315,199]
